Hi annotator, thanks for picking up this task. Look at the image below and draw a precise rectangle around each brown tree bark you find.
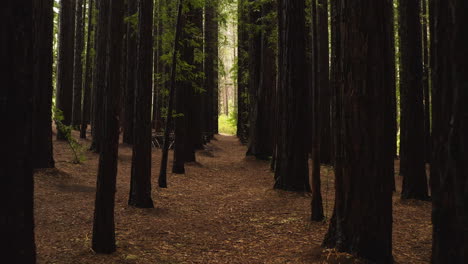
[274,0,310,192]
[237,0,249,143]
[204,0,218,140]
[90,0,110,152]
[80,0,95,139]
[32,0,55,168]
[128,0,154,208]
[56,0,76,140]
[398,0,428,200]
[1,1,36,261]
[92,0,124,254]
[430,0,468,262]
[72,0,84,128]
[323,1,395,263]
[123,0,137,145]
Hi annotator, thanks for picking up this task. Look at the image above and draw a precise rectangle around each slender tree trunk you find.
[398,0,428,200]
[274,0,310,192]
[72,0,84,128]
[128,0,154,208]
[32,0,55,168]
[421,0,431,163]
[204,0,218,140]
[123,0,138,145]
[92,0,124,254]
[323,1,395,263]
[430,0,468,262]
[236,0,248,143]
[1,2,35,261]
[56,0,76,140]
[80,0,95,139]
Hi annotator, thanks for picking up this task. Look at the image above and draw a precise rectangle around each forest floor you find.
[34,131,432,264]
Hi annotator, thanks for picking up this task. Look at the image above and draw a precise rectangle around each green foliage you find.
[218,113,237,135]
[53,106,86,164]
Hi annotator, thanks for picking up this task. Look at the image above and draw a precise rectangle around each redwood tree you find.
[92,0,124,253]
[323,1,395,263]
[273,0,310,192]
[72,0,85,128]
[32,0,55,168]
[1,1,36,261]
[398,0,428,200]
[430,0,468,262]
[56,0,76,140]
[129,0,154,208]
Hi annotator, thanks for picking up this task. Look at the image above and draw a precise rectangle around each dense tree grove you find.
[3,0,468,263]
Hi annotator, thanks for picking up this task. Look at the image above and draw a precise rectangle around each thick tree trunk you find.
[274,0,310,192]
[323,1,395,263]
[204,0,218,140]
[1,2,35,261]
[80,0,95,139]
[90,0,110,152]
[128,0,154,208]
[32,0,55,168]
[398,0,428,200]
[72,0,84,128]
[56,0,76,140]
[123,0,137,145]
[431,0,468,262]
[92,0,124,254]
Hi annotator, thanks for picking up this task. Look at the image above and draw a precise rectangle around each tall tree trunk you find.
[236,0,248,143]
[430,0,468,262]
[274,0,310,192]
[90,0,110,152]
[128,0,154,208]
[1,2,35,261]
[80,0,95,139]
[56,0,76,140]
[123,0,138,144]
[323,1,395,263]
[317,0,331,164]
[32,0,55,168]
[247,1,274,159]
[398,0,428,200]
[204,0,218,141]
[92,0,124,254]
[72,0,84,128]
[421,0,431,163]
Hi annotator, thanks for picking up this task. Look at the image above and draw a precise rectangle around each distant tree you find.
[80,0,95,139]
[72,0,85,128]
[398,0,429,200]
[56,0,76,140]
[421,0,430,163]
[32,0,55,168]
[430,0,468,262]
[92,0,124,254]
[323,1,395,263]
[128,0,155,208]
[1,1,35,261]
[273,0,310,192]
[123,0,137,145]
[90,0,110,152]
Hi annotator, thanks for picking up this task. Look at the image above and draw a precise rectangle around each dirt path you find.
[35,134,431,264]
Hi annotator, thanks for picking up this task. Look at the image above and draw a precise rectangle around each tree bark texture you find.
[274,0,311,192]
[72,0,84,127]
[237,0,249,143]
[0,1,36,261]
[323,1,395,263]
[56,0,76,139]
[430,0,468,262]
